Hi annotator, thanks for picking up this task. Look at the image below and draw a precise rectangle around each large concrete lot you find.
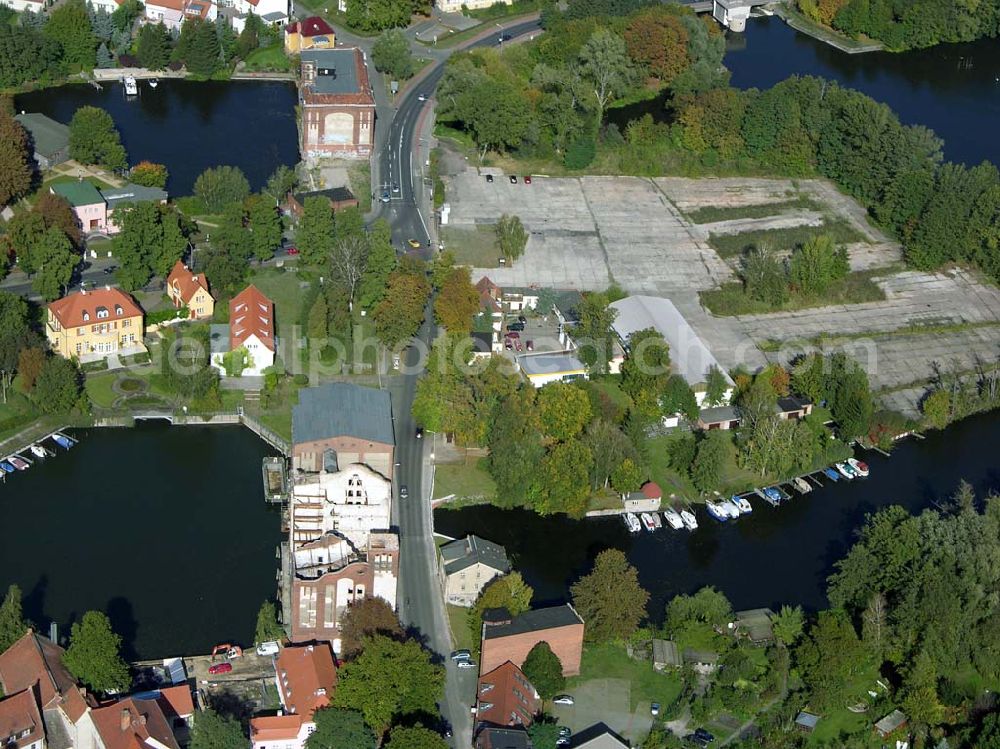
[444,168,1000,415]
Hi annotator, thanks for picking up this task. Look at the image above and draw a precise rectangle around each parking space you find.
[550,678,653,744]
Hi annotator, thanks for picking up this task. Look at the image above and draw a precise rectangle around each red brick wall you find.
[290,562,374,644]
[480,624,584,677]
[292,436,393,474]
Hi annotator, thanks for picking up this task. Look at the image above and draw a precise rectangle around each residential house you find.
[46,287,145,363]
[88,0,123,12]
[518,353,588,388]
[437,0,510,12]
[474,727,532,749]
[101,185,169,233]
[475,661,539,732]
[299,49,375,160]
[469,331,500,361]
[218,0,288,33]
[291,382,394,477]
[249,644,336,749]
[291,463,391,550]
[439,535,510,607]
[166,261,214,320]
[153,687,194,743]
[480,604,585,677]
[284,16,335,54]
[3,0,43,12]
[570,723,630,749]
[622,481,662,513]
[49,182,167,237]
[287,188,358,218]
[14,114,69,171]
[475,277,504,333]
[610,295,734,408]
[90,697,181,749]
[776,396,813,420]
[143,0,217,28]
[0,631,97,749]
[210,285,275,377]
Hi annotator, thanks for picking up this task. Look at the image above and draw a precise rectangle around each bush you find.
[292,373,309,386]
[565,135,596,169]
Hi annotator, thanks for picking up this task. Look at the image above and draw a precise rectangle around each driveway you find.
[550,678,654,743]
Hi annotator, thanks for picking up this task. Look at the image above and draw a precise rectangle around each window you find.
[82,312,90,322]
[97,307,109,319]
[122,319,131,328]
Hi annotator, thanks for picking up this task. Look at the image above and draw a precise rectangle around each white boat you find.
[624,512,642,533]
[680,509,698,531]
[148,78,159,89]
[124,75,138,96]
[640,512,657,532]
[663,508,684,529]
[723,498,742,518]
[29,444,48,459]
[835,462,855,479]
[705,500,729,523]
[792,477,813,494]
[650,512,662,529]
[847,458,870,477]
[734,495,753,514]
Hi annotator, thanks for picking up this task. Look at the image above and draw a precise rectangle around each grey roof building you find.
[101,183,169,210]
[570,723,629,748]
[474,726,533,749]
[440,535,510,606]
[300,48,362,95]
[15,113,69,170]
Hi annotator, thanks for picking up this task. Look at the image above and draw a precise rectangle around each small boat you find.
[755,488,780,507]
[53,433,74,449]
[148,78,159,89]
[734,495,753,514]
[0,461,14,473]
[623,513,642,534]
[650,512,662,530]
[680,509,698,531]
[640,512,657,532]
[705,500,729,523]
[8,455,29,471]
[835,462,855,479]
[847,458,869,477]
[663,508,684,529]
[123,75,138,96]
[763,486,783,504]
[792,477,813,494]
[823,467,840,482]
[29,444,48,459]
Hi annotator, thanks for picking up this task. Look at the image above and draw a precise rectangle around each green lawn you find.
[569,643,684,712]
[685,196,821,224]
[434,455,496,502]
[0,387,42,443]
[700,271,886,316]
[707,218,866,259]
[447,604,474,652]
[248,267,308,341]
[42,174,114,191]
[243,43,294,72]
[348,161,372,213]
[84,373,121,409]
[440,226,499,267]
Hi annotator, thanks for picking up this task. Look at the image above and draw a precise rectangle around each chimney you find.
[120,709,131,732]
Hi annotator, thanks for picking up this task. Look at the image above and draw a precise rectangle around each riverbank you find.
[771,5,884,54]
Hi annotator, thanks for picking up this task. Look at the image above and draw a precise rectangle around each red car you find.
[208,663,232,675]
[285,246,299,256]
[524,175,532,184]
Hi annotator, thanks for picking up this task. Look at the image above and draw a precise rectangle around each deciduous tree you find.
[578,29,634,123]
[253,601,284,645]
[31,228,76,301]
[521,642,565,700]
[307,708,375,749]
[372,272,429,347]
[468,573,533,651]
[488,388,545,505]
[610,456,643,494]
[771,604,804,647]
[45,0,96,69]
[382,725,447,749]
[0,110,32,207]
[690,430,728,493]
[623,6,690,84]
[704,364,729,407]
[130,161,169,188]
[434,266,479,334]
[495,214,528,263]
[69,106,127,171]
[194,166,250,213]
[665,586,732,630]
[571,548,649,642]
[136,22,172,70]
[63,610,130,694]
[190,709,248,749]
[17,347,46,393]
[0,584,28,652]
[35,192,82,248]
[371,28,413,79]
[534,439,593,516]
[795,608,866,710]
[339,597,403,659]
[537,382,591,442]
[358,219,396,309]
[246,195,282,262]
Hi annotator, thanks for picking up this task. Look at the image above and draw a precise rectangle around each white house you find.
[435,0,510,12]
[290,463,392,550]
[144,0,217,29]
[439,535,510,607]
[3,0,44,12]
[211,285,275,377]
[89,0,123,13]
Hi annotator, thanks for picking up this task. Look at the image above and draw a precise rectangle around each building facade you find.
[49,182,168,237]
[439,535,510,607]
[249,644,336,749]
[46,288,145,362]
[211,285,275,377]
[299,49,375,160]
[166,261,215,320]
[284,16,335,54]
[480,605,585,677]
[475,661,540,732]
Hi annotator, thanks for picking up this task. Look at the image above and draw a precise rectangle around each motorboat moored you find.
[29,444,48,459]
[705,500,730,522]
[640,512,657,532]
[0,461,15,473]
[123,75,138,95]
[734,495,753,514]
[792,477,813,494]
[835,462,855,479]
[663,508,684,529]
[624,512,642,533]
[8,455,29,471]
[680,509,698,531]
[847,458,870,477]
[148,78,159,89]
[823,467,840,482]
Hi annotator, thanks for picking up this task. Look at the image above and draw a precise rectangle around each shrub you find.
[565,135,596,169]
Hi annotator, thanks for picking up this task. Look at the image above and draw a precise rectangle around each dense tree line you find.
[798,0,1000,50]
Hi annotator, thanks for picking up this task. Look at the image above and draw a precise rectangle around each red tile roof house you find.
[210,285,276,377]
[250,644,337,749]
[480,604,585,677]
[165,261,214,320]
[474,661,540,734]
[0,630,97,749]
[90,697,181,749]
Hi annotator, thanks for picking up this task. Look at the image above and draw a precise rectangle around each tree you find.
[339,597,403,659]
[33,356,82,414]
[665,587,732,630]
[136,22,172,70]
[382,725,447,749]
[190,709,248,749]
[488,388,545,505]
[234,13,262,60]
[0,110,32,207]
[113,203,187,290]
[17,347,46,393]
[522,641,565,700]
[610,457,643,494]
[535,439,593,517]
[690,430,728,493]
[35,192,82,248]
[434,266,479,334]
[265,164,296,203]
[194,166,250,213]
[537,382,591,442]
[68,106,127,171]
[131,161,169,188]
[789,234,849,295]
[344,0,411,34]
[306,708,375,749]
[0,292,33,403]
[741,244,788,307]
[860,591,887,660]
[660,374,698,421]
[63,611,130,694]
[770,604,804,647]
[373,272,430,347]
[623,6,690,84]
[584,418,635,491]
[0,23,64,89]
[495,214,528,263]
[371,29,413,79]
[45,0,96,69]
[177,18,221,76]
[296,195,335,266]
[704,365,729,407]
[31,228,76,301]
[111,0,143,32]
[307,293,329,340]
[254,601,284,644]
[0,584,28,652]
[333,635,444,735]
[329,234,369,308]
[96,43,114,69]
[246,195,282,262]
[921,388,951,430]
[571,548,649,642]
[620,328,671,401]
[359,220,396,309]
[574,292,617,374]
[795,609,866,709]
[578,29,634,123]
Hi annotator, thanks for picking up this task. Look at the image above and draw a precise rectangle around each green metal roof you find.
[51,180,104,207]
[14,113,69,158]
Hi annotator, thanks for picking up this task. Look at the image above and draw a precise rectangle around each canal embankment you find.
[771,5,884,54]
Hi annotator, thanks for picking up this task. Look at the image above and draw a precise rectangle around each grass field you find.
[243,44,293,71]
[569,643,684,712]
[440,225,499,267]
[248,267,308,341]
[446,604,474,652]
[84,373,120,409]
[700,270,886,316]
[434,455,496,502]
[708,217,866,259]
[685,196,821,224]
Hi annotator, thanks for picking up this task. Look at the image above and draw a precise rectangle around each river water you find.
[435,411,1000,618]
[16,80,299,195]
[0,423,282,659]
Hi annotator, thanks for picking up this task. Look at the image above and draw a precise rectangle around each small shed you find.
[697,405,741,431]
[652,639,681,671]
[682,648,720,668]
[733,608,775,645]
[874,709,908,738]
[795,712,820,733]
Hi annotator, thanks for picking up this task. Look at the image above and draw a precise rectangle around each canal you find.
[0,422,283,660]
[16,80,299,195]
[435,410,1000,619]
[609,15,1000,168]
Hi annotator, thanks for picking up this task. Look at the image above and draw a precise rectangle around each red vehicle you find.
[524,175,532,184]
[285,246,299,256]
[208,663,233,675]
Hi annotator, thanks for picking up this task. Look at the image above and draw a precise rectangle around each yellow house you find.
[284,16,335,54]
[166,260,215,320]
[46,287,146,363]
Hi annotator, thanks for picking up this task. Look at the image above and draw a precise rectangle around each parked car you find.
[208,663,232,675]
[509,175,518,184]
[103,265,117,275]
[417,94,427,102]
[285,246,299,256]
[400,486,409,499]
[256,641,280,656]
[505,331,520,339]
[456,659,477,669]
[558,727,571,737]
[651,702,660,716]
[407,238,422,249]
[486,174,494,183]
[507,322,525,332]
[450,650,471,661]
[517,315,527,324]
[556,739,570,747]
[524,175,532,184]
[415,427,424,439]
[553,695,575,706]
[694,728,715,743]
[526,340,534,351]
[380,191,390,203]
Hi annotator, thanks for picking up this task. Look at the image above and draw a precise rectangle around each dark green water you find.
[0,422,282,659]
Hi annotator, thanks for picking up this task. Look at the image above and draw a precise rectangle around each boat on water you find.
[792,477,813,494]
[763,486,783,504]
[29,444,48,459]
[755,488,780,506]
[53,433,74,449]
[835,462,855,479]
[148,78,159,89]
[663,508,684,529]
[680,509,698,531]
[640,512,657,532]
[123,75,138,95]
[823,467,840,482]
[847,457,870,477]
[8,455,29,471]
[623,512,642,533]
[0,461,14,473]
[734,495,753,514]
[650,512,662,530]
[705,500,730,522]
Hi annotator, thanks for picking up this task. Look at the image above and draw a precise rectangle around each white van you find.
[256,641,280,657]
